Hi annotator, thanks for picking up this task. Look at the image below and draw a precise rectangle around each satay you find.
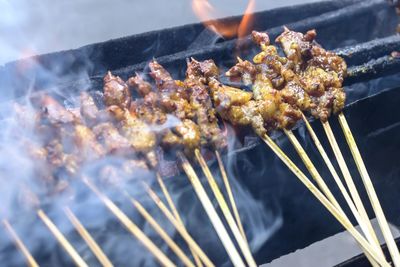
[10,27,348,198]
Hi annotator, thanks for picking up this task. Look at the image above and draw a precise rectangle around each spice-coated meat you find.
[186,59,227,149]
[103,71,131,108]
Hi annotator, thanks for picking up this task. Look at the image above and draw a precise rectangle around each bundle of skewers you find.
[2,26,399,267]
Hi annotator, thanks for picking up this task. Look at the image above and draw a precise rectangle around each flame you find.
[192,0,256,39]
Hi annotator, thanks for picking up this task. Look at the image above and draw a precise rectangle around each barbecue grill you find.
[1,0,400,266]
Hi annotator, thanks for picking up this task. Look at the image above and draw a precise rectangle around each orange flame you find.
[192,0,256,39]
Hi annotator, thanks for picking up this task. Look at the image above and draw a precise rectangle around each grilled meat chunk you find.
[174,119,201,153]
[128,73,169,125]
[186,59,227,149]
[103,71,131,108]
[149,60,203,152]
[149,60,193,120]
[108,105,156,153]
[40,95,77,125]
[185,58,219,82]
[73,124,105,160]
[225,58,257,86]
[80,92,99,126]
[252,30,270,49]
[92,122,132,155]
[209,78,253,108]
[252,29,346,121]
[128,73,152,97]
[308,46,347,80]
[275,27,316,67]
[300,45,346,121]
[208,78,268,135]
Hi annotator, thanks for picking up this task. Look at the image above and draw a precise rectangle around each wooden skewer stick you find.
[301,113,384,257]
[82,178,176,267]
[156,174,203,267]
[2,219,40,267]
[215,151,247,242]
[37,209,89,267]
[338,112,400,267]
[144,183,215,267]
[131,198,196,267]
[322,120,381,249]
[64,207,114,267]
[284,129,344,211]
[194,149,256,267]
[179,153,246,267]
[261,134,390,267]
[284,128,382,267]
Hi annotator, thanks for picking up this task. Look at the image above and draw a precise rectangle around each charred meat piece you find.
[149,60,203,152]
[108,105,156,153]
[40,95,77,125]
[300,66,341,96]
[308,45,347,80]
[161,130,183,148]
[209,78,253,108]
[128,73,168,124]
[252,29,346,121]
[149,60,193,120]
[128,72,183,151]
[73,124,105,160]
[186,58,219,82]
[103,71,131,108]
[252,30,270,50]
[174,119,201,153]
[208,78,268,135]
[300,56,346,120]
[46,139,79,175]
[40,95,105,161]
[275,27,316,66]
[280,79,314,112]
[92,122,132,155]
[186,59,227,149]
[252,44,293,89]
[128,73,152,97]
[252,74,302,130]
[21,138,72,197]
[308,87,345,122]
[275,29,346,120]
[225,58,257,86]
[80,92,99,126]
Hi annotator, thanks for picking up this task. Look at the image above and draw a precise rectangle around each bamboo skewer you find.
[144,183,215,267]
[156,174,203,267]
[215,151,247,242]
[179,153,246,267]
[37,209,89,267]
[2,219,40,267]
[261,134,390,266]
[322,120,381,249]
[82,178,176,267]
[301,114,385,258]
[284,129,343,211]
[131,199,196,267]
[284,128,382,267]
[194,149,256,267]
[338,112,400,267]
[64,207,113,267]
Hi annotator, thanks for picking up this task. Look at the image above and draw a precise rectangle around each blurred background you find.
[0,0,320,65]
